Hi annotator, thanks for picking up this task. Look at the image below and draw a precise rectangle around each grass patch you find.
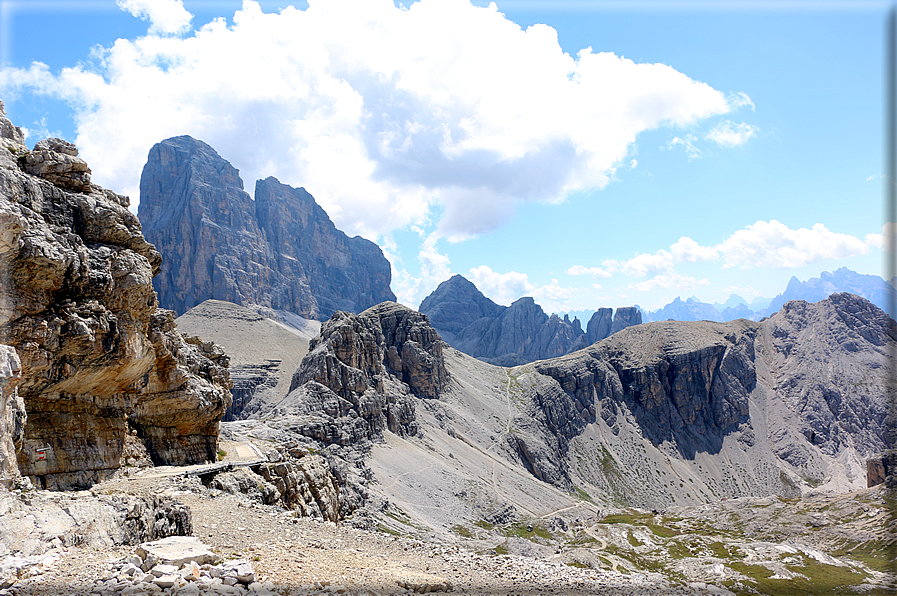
[452,524,473,538]
[627,532,641,547]
[376,524,400,536]
[571,485,596,505]
[503,522,552,541]
[708,542,729,559]
[473,520,494,531]
[566,561,590,569]
[831,541,897,573]
[494,543,509,555]
[728,557,871,596]
[217,448,227,461]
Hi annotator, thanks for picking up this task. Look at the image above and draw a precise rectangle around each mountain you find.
[645,296,724,322]
[255,291,894,529]
[762,267,896,318]
[419,275,641,365]
[0,104,231,491]
[138,136,396,321]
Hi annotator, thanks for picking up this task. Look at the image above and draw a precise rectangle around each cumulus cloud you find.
[604,251,674,278]
[671,236,718,262]
[116,0,192,35]
[705,120,758,147]
[717,220,869,268]
[468,265,535,305]
[389,232,452,308]
[566,265,612,278]
[865,222,896,252]
[1,0,740,241]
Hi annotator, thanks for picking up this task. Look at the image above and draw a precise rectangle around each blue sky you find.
[0,0,890,313]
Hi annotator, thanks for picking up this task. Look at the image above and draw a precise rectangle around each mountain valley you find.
[0,104,894,596]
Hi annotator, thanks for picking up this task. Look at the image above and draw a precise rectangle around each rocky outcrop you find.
[0,105,232,489]
[419,275,641,365]
[0,345,23,489]
[273,302,448,447]
[138,137,396,321]
[0,490,192,556]
[866,450,897,488]
[514,294,893,497]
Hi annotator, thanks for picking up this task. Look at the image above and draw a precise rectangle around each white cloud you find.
[671,236,718,262]
[865,222,896,252]
[1,0,740,241]
[705,120,758,147]
[717,220,869,269]
[604,250,674,278]
[726,92,755,111]
[468,265,535,305]
[390,232,452,308]
[566,265,612,278]
[629,159,637,169]
[668,134,701,159]
[530,278,575,313]
[628,273,709,292]
[116,0,192,36]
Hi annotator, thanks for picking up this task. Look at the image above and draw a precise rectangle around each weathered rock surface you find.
[0,344,23,489]
[138,136,396,321]
[865,450,897,487]
[0,108,232,490]
[0,489,191,558]
[419,275,640,365]
[514,294,894,502]
[271,302,448,450]
[175,300,315,421]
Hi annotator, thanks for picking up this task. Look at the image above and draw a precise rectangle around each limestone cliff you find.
[0,102,232,490]
[419,275,640,365]
[273,302,449,447]
[138,137,395,321]
[513,293,893,501]
[0,345,23,489]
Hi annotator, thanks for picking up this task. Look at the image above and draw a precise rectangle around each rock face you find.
[273,302,449,447]
[138,136,396,321]
[0,105,232,489]
[513,293,894,500]
[175,300,316,422]
[419,275,641,365]
[0,345,23,489]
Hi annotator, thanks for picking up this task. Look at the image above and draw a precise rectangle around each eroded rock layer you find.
[138,136,396,321]
[274,302,448,447]
[0,102,231,490]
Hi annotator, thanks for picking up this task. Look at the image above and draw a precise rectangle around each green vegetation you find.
[473,520,494,531]
[451,524,473,538]
[727,557,872,596]
[217,448,227,461]
[502,522,552,541]
[376,523,400,536]
[566,561,590,569]
[831,541,896,573]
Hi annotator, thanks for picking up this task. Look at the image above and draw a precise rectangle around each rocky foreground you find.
[0,456,894,596]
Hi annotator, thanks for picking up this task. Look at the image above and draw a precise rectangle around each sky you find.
[0,0,891,315]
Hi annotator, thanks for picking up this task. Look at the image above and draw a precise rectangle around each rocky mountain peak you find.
[138,136,395,321]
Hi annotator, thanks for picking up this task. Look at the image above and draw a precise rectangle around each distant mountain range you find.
[638,267,895,323]
[419,267,895,366]
[419,275,641,366]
